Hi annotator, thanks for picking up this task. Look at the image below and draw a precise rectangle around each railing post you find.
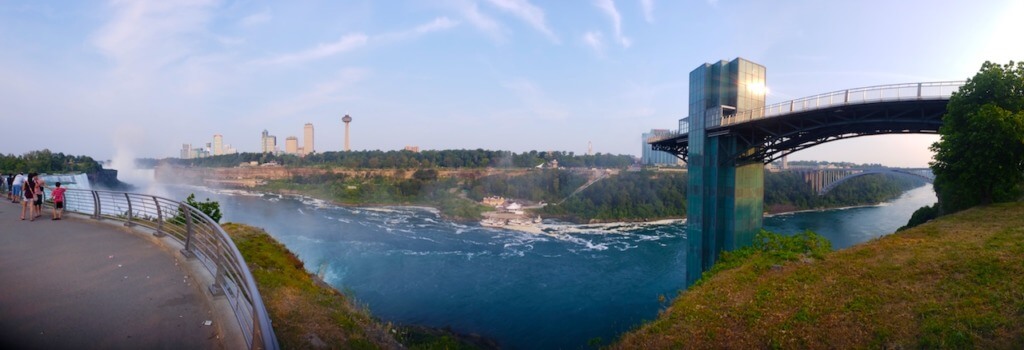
[209,251,228,297]
[844,89,849,103]
[153,196,166,237]
[92,191,102,220]
[124,193,135,227]
[917,83,922,98]
[180,206,196,258]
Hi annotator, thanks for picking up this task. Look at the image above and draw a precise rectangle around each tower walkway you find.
[0,201,238,348]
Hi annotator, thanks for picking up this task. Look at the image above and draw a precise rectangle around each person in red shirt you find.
[51,182,66,220]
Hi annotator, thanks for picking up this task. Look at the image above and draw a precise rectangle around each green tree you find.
[931,61,1024,213]
[184,193,223,223]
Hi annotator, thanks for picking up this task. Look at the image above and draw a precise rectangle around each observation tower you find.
[342,114,352,151]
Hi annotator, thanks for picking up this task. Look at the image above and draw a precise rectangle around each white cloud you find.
[92,0,218,74]
[594,0,630,47]
[451,0,504,41]
[367,17,460,48]
[484,0,559,43]
[583,31,605,54]
[254,34,368,65]
[240,9,271,27]
[415,16,459,35]
[640,0,654,23]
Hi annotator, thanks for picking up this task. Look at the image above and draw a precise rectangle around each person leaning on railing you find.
[51,182,66,220]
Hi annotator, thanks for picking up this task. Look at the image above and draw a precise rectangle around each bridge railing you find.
[50,187,279,350]
[706,80,965,128]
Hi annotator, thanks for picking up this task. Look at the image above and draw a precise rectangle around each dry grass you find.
[614,202,1024,349]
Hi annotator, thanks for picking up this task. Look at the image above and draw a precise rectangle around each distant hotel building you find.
[261,129,277,154]
[285,136,299,154]
[303,123,314,156]
[641,129,679,166]
[213,134,224,155]
[180,143,210,159]
[403,145,420,152]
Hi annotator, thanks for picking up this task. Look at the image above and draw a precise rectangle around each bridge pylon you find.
[684,58,767,286]
[651,61,958,287]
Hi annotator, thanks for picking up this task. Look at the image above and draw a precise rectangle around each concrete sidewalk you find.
[0,201,228,349]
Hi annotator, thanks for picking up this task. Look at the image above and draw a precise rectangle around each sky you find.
[1,0,1022,167]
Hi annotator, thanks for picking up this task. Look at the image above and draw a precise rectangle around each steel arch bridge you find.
[650,81,963,163]
[796,168,935,195]
[650,80,962,287]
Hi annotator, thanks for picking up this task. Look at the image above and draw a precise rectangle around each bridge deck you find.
[0,201,228,348]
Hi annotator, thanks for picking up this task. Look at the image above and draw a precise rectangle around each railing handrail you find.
[650,80,966,142]
[47,186,279,350]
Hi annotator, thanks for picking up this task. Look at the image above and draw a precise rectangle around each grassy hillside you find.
[615,202,1024,349]
[223,223,488,349]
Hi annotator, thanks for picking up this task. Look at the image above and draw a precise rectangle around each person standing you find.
[21,173,34,220]
[5,174,14,201]
[33,174,45,219]
[51,181,66,220]
[12,172,25,204]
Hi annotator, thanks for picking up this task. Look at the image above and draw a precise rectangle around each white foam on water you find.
[296,235,324,244]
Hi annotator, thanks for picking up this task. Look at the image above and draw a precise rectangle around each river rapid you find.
[159,183,935,349]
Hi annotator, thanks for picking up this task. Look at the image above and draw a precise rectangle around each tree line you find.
[151,149,635,169]
[0,150,104,174]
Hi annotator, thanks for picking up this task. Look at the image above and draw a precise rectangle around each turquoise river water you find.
[164,184,936,349]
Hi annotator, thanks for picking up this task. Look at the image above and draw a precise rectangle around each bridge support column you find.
[685,135,763,286]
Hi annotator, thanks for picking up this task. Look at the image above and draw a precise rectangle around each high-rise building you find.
[213,134,223,156]
[303,123,314,156]
[261,130,277,153]
[403,145,419,152]
[180,144,192,159]
[641,129,679,166]
[285,136,299,154]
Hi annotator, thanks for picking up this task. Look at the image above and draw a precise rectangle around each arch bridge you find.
[650,78,962,286]
[791,168,934,195]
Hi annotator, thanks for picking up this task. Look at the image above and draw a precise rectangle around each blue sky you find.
[1,0,1021,167]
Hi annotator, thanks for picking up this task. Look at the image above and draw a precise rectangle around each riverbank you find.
[222,222,495,349]
[615,202,1024,348]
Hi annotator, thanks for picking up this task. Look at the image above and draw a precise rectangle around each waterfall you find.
[40,173,92,190]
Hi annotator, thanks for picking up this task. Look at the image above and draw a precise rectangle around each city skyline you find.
[1,1,1022,167]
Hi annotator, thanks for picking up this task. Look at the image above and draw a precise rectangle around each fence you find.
[706,81,965,127]
[52,187,279,350]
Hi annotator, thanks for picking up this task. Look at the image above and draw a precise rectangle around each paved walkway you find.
[0,201,226,349]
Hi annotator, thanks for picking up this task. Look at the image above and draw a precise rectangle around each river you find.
[157,183,935,349]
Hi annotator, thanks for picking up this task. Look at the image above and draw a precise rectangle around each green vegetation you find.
[539,170,687,222]
[260,171,490,220]
[615,202,1024,349]
[161,149,635,169]
[262,167,923,223]
[224,223,490,349]
[765,172,925,213]
[0,149,103,173]
[184,193,223,223]
[537,170,919,223]
[692,230,832,287]
[466,169,589,202]
[931,61,1024,214]
[223,223,399,349]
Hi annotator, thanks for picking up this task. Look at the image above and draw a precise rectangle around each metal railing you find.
[707,80,965,127]
[50,187,279,350]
